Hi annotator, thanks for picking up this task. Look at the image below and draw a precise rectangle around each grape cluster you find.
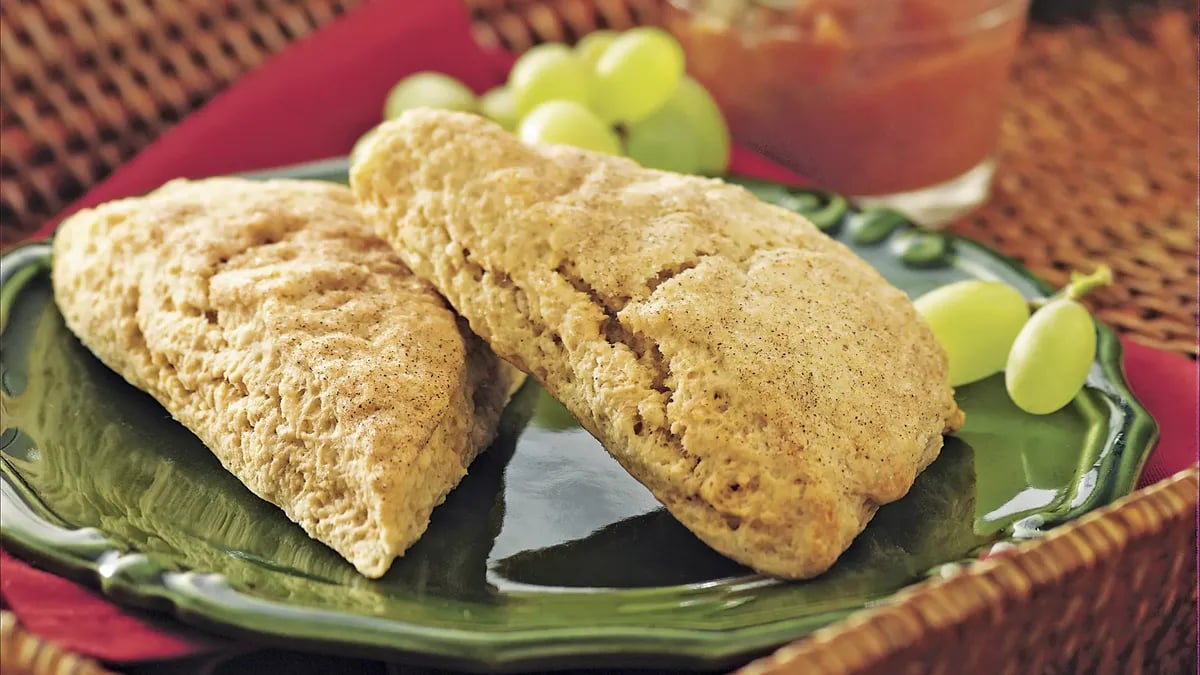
[915,266,1112,415]
[359,28,730,176]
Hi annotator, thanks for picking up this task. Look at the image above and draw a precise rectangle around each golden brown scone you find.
[352,110,964,579]
[51,177,523,578]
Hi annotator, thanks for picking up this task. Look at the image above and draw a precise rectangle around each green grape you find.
[508,44,593,117]
[592,27,685,124]
[350,126,381,167]
[624,77,728,175]
[479,86,519,131]
[625,106,701,174]
[914,280,1031,387]
[1005,298,1096,415]
[660,77,729,174]
[575,30,618,68]
[518,100,621,155]
[383,72,476,119]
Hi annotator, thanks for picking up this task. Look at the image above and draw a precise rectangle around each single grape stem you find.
[1064,264,1113,300]
[1033,264,1113,308]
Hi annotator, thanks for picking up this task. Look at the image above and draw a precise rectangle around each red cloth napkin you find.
[6,0,1197,665]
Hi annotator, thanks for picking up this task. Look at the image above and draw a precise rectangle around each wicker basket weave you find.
[0,0,365,242]
[737,466,1199,675]
[0,611,113,675]
[0,1,1196,674]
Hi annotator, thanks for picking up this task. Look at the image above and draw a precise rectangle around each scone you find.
[51,177,523,578]
[352,110,964,579]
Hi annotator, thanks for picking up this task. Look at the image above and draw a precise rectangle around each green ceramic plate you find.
[0,160,1156,672]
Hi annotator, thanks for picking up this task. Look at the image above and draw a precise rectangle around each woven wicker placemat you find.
[953,8,1198,356]
[0,0,365,243]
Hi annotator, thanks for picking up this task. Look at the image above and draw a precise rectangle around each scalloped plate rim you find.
[0,161,1158,671]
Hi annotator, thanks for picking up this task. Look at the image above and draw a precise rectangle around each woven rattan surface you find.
[956,8,1198,357]
[0,0,365,242]
[737,466,1199,675]
[0,611,114,675]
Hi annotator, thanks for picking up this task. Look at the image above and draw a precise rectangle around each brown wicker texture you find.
[0,611,114,675]
[467,0,663,49]
[0,0,365,244]
[737,466,1199,675]
[956,8,1199,357]
[467,0,1199,357]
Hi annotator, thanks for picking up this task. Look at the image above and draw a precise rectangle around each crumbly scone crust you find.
[353,110,963,579]
[51,177,520,577]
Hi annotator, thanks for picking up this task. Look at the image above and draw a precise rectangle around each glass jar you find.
[664,0,1030,226]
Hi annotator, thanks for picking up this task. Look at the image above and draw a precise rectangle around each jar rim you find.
[664,0,1031,46]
